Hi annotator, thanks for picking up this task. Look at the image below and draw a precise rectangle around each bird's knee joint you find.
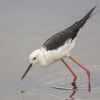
[86,70,90,76]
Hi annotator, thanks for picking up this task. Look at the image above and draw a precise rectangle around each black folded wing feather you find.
[42,6,96,50]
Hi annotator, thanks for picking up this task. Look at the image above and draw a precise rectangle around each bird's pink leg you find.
[61,59,77,89]
[69,56,91,91]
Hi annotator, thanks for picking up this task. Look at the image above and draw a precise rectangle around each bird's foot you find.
[88,83,91,92]
[71,82,77,89]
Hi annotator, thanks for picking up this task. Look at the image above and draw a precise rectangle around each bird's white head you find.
[29,49,40,64]
[21,49,40,80]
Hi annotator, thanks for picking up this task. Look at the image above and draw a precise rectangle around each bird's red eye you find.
[33,57,36,60]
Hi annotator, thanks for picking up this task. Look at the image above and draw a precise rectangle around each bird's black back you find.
[42,6,96,50]
[42,22,79,50]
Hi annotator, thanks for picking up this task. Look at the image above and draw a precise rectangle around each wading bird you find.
[21,6,97,91]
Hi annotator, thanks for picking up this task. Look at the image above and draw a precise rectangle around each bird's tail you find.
[78,5,96,28]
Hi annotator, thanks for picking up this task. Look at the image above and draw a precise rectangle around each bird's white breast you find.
[39,38,76,67]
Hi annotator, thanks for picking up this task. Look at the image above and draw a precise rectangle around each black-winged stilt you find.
[21,6,97,91]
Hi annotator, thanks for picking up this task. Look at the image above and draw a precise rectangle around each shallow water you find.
[20,65,100,100]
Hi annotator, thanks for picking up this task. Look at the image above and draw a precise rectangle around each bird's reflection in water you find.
[66,89,77,100]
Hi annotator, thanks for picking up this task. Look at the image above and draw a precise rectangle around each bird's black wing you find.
[42,6,96,50]
[42,22,79,50]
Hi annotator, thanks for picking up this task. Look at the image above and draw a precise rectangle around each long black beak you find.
[21,63,33,80]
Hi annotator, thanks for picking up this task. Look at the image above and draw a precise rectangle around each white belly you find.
[39,38,76,67]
